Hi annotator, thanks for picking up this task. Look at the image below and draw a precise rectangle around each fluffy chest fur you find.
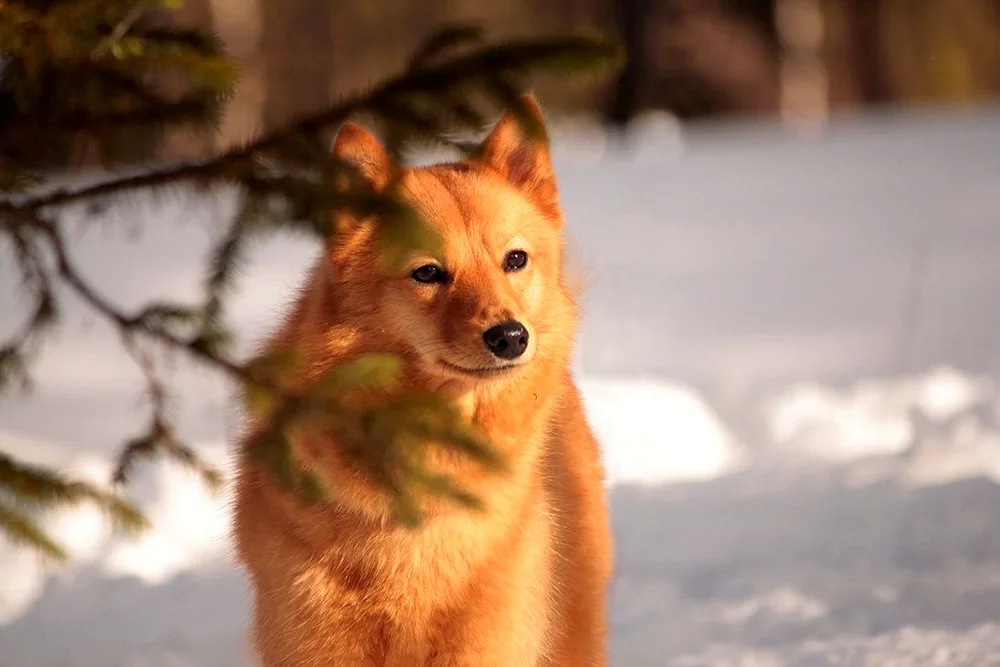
[234,390,561,664]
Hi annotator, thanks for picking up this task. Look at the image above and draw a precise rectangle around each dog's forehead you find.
[401,166,540,245]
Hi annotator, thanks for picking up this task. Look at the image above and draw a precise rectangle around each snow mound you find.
[579,377,743,485]
[765,366,997,465]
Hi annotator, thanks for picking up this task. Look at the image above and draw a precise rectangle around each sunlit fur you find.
[232,96,613,666]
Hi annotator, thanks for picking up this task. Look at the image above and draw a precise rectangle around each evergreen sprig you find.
[0,0,621,561]
[0,452,148,561]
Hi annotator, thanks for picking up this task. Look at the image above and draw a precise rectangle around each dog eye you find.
[503,250,528,272]
[411,264,446,284]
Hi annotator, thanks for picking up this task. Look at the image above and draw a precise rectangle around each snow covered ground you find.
[2,105,1000,665]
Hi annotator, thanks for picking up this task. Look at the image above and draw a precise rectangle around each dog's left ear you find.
[327,123,396,261]
[332,122,396,193]
[477,94,558,214]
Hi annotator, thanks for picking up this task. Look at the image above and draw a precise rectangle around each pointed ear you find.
[331,122,396,193]
[477,95,558,210]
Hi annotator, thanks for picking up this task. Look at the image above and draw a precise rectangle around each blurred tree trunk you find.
[604,0,651,130]
[160,0,218,159]
[731,0,781,50]
[210,0,265,151]
[260,0,334,132]
[843,0,892,103]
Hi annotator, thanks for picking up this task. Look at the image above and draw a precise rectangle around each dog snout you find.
[482,321,529,360]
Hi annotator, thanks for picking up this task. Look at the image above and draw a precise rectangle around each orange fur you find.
[232,96,613,666]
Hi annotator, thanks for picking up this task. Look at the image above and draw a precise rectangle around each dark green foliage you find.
[0,452,147,561]
[0,0,621,561]
[0,0,237,168]
[242,350,507,527]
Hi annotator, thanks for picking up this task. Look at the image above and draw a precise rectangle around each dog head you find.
[327,96,576,387]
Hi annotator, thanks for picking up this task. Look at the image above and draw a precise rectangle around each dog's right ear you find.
[476,95,559,218]
[331,123,396,193]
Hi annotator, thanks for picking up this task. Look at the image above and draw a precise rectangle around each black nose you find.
[482,321,529,360]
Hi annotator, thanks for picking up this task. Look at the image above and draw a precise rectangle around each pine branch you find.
[407,25,484,71]
[111,329,223,490]
[0,501,66,561]
[0,453,146,530]
[6,209,498,523]
[2,212,240,484]
[89,2,145,59]
[0,20,622,547]
[0,452,148,562]
[0,219,58,396]
[0,33,619,214]
[0,0,237,168]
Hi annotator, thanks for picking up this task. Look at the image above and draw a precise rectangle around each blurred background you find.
[10,0,997,160]
[2,1,1000,665]
[188,0,998,149]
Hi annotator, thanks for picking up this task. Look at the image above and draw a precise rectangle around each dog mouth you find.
[438,359,524,377]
